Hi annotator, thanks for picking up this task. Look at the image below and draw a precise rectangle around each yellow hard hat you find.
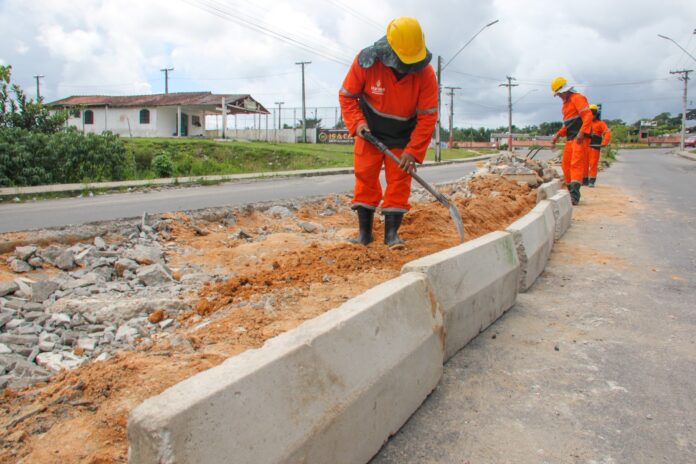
[551,76,569,95]
[589,104,599,111]
[386,17,427,65]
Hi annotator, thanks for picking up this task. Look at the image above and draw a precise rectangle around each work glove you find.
[575,132,586,144]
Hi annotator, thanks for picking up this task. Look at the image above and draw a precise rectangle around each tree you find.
[0,64,68,133]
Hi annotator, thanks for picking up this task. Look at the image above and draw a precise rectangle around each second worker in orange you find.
[550,76,593,205]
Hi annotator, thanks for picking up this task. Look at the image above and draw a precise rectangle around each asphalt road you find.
[371,148,696,463]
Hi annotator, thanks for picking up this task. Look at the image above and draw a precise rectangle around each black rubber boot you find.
[384,212,406,249]
[588,177,596,187]
[582,177,590,186]
[350,206,374,245]
[568,181,581,205]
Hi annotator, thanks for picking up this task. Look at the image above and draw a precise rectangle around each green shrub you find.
[0,127,127,187]
[151,153,174,178]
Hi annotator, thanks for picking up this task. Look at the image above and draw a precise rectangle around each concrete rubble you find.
[0,219,229,391]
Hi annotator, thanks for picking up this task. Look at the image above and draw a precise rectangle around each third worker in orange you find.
[586,103,611,187]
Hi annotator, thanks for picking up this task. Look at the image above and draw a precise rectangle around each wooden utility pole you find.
[295,61,311,142]
[33,75,44,101]
[670,69,692,151]
[161,67,174,94]
[499,76,518,152]
[444,86,461,149]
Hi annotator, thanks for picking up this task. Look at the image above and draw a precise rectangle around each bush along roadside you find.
[0,128,128,187]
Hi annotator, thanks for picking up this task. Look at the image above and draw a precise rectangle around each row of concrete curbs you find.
[128,179,572,464]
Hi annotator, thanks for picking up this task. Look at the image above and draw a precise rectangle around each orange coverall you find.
[339,56,438,212]
[588,119,611,178]
[555,92,593,184]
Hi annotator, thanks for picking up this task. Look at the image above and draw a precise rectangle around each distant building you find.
[48,92,269,138]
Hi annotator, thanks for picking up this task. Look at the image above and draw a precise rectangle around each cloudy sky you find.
[1,0,694,129]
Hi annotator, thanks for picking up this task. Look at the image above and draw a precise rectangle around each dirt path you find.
[0,175,536,463]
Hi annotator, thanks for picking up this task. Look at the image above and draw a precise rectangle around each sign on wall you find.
[317,128,353,144]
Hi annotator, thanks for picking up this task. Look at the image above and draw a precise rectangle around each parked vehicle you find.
[685,135,696,148]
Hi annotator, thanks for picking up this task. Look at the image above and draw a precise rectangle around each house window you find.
[84,110,94,125]
[191,115,201,127]
[139,109,150,124]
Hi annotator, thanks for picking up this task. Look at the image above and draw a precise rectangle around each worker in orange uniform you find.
[587,103,611,187]
[550,77,593,205]
[338,16,438,248]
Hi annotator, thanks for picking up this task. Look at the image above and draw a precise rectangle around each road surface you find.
[371,148,696,463]
[0,150,559,233]
[0,160,491,233]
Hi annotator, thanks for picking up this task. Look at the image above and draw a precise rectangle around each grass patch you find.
[122,138,493,180]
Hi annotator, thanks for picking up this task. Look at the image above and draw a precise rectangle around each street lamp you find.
[435,19,499,162]
[657,34,696,63]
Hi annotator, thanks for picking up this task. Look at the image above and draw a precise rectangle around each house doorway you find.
[177,112,189,136]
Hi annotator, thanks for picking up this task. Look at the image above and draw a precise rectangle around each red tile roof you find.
[48,92,269,114]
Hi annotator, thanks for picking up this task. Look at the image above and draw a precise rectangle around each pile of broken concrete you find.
[0,221,216,391]
[482,153,559,186]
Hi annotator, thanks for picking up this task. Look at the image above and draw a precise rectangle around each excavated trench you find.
[0,174,537,463]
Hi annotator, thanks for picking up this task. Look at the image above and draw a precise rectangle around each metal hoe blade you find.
[448,203,466,243]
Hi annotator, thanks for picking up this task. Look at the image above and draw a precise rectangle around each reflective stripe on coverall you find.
[339,56,438,212]
[588,119,611,178]
[555,92,593,184]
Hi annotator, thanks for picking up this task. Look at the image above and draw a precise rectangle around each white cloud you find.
[0,0,694,128]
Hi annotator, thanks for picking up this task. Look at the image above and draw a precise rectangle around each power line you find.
[180,0,352,65]
[326,0,382,31]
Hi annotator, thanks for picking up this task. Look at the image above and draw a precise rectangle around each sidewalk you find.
[0,154,496,196]
[677,149,696,161]
[372,154,696,463]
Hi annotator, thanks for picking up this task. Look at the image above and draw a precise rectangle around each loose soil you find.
[0,175,536,463]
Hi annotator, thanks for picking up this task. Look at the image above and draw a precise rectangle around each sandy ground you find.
[0,175,536,463]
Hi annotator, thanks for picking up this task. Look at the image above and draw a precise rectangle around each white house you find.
[48,92,269,138]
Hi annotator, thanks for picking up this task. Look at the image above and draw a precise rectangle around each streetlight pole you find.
[658,33,696,63]
[435,19,499,162]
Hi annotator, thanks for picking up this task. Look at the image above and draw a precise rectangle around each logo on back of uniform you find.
[371,79,385,96]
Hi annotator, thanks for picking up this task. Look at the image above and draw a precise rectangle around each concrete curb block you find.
[127,187,571,462]
[548,190,573,240]
[536,179,562,202]
[401,231,519,360]
[128,272,444,464]
[506,201,555,292]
